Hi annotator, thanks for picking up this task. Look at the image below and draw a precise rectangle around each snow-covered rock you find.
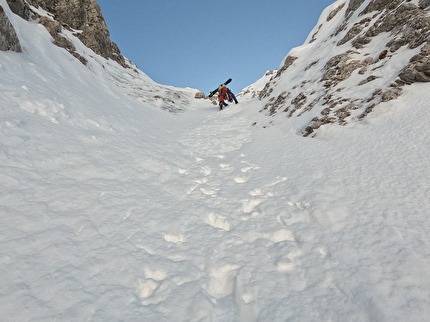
[25,0,127,67]
[245,0,430,136]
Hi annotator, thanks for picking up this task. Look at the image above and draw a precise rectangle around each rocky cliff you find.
[0,4,21,51]
[3,0,126,66]
[245,0,430,136]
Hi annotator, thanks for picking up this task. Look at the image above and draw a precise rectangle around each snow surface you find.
[1,0,430,321]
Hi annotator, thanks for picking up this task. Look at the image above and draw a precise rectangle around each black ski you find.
[208,78,232,97]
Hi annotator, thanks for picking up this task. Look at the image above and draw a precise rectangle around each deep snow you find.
[1,0,430,321]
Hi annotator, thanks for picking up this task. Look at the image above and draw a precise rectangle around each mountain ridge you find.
[241,0,430,136]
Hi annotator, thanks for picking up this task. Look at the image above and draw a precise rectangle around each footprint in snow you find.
[219,163,233,171]
[137,266,169,305]
[137,278,159,300]
[241,166,254,173]
[178,168,188,175]
[206,213,233,231]
[164,233,187,244]
[242,198,263,214]
[205,264,240,299]
[234,176,250,184]
[200,166,212,176]
[199,186,218,196]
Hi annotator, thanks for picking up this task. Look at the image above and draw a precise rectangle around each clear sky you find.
[96,0,335,94]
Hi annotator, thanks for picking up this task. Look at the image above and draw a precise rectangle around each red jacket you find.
[218,86,229,102]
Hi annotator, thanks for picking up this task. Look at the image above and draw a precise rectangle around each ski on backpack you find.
[208,78,232,97]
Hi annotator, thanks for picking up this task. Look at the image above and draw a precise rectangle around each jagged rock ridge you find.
[4,0,126,67]
[253,0,430,136]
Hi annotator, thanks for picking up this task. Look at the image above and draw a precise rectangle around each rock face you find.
[0,4,22,52]
[194,91,206,99]
[6,0,30,20]
[6,0,126,66]
[253,0,430,136]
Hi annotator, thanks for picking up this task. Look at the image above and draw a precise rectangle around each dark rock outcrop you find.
[0,4,22,52]
[9,0,126,67]
[6,0,30,20]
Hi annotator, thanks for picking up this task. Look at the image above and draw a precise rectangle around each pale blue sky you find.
[97,0,335,94]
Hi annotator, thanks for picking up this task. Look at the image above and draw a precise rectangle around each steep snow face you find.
[243,0,430,136]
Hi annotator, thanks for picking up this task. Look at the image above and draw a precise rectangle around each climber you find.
[218,84,238,110]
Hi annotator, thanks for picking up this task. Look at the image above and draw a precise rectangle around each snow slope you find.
[1,0,430,321]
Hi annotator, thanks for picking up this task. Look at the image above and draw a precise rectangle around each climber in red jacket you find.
[218,84,238,110]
